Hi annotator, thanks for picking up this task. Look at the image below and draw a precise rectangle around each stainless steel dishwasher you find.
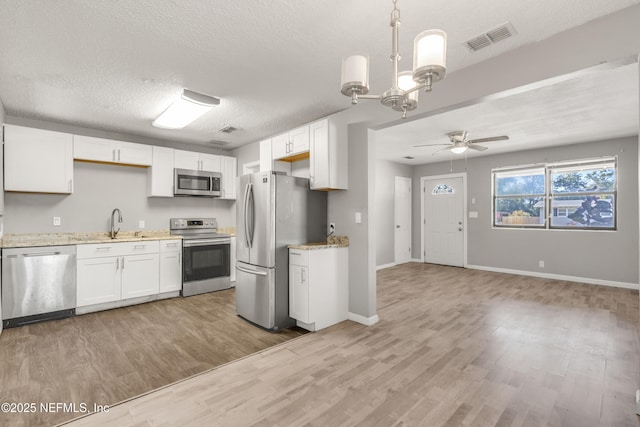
[2,245,76,328]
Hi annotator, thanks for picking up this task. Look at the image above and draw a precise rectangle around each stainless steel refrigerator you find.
[236,171,327,331]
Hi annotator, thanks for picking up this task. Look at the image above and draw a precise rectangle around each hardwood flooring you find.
[60,263,640,427]
[0,289,306,427]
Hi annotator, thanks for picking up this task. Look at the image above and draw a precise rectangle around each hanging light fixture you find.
[340,0,447,118]
[152,89,220,129]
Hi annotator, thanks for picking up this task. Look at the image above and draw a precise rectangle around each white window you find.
[492,157,617,230]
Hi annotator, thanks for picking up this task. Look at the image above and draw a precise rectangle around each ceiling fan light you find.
[341,55,370,96]
[152,89,219,129]
[450,145,468,154]
[413,29,447,84]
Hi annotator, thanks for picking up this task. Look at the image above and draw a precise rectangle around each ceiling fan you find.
[414,130,509,154]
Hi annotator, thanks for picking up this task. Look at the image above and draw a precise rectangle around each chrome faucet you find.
[110,208,123,239]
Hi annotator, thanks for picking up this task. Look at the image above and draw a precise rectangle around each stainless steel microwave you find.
[174,168,222,197]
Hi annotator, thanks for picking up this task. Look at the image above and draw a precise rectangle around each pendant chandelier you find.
[340,0,447,118]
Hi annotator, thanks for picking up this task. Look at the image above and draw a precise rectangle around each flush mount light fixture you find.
[152,89,220,129]
[340,0,447,118]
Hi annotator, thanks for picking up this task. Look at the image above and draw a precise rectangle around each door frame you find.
[420,172,468,267]
[394,176,412,265]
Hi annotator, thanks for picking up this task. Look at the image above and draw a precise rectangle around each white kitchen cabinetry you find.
[76,240,160,309]
[3,125,74,194]
[73,135,152,166]
[160,240,182,293]
[148,146,175,197]
[230,236,236,284]
[259,138,291,174]
[272,125,310,160]
[174,150,221,172]
[289,246,348,331]
[220,156,237,200]
[309,118,348,190]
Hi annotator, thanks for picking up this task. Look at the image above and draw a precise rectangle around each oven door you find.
[182,239,231,283]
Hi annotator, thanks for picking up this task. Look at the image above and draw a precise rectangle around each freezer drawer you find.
[235,261,275,329]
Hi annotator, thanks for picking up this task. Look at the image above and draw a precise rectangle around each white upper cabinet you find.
[148,146,175,197]
[174,150,221,172]
[4,125,74,194]
[309,118,348,190]
[272,124,310,160]
[73,135,152,166]
[220,156,237,200]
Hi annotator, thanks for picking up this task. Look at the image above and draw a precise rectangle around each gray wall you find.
[412,137,639,284]
[3,116,236,234]
[375,159,413,266]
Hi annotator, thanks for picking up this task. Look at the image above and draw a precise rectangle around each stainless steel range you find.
[170,218,231,297]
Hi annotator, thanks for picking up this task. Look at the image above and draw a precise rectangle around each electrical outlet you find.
[539,260,545,268]
[355,212,362,224]
[53,216,61,226]
[139,220,145,229]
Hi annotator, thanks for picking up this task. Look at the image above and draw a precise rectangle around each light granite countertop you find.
[288,235,349,250]
[1,230,181,249]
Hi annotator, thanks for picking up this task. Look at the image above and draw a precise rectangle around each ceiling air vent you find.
[218,125,238,134]
[208,140,230,147]
[465,22,517,52]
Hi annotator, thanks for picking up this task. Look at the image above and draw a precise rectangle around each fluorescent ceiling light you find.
[152,89,220,129]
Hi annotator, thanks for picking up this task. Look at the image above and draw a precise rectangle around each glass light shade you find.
[153,90,219,129]
[412,29,447,81]
[397,71,419,103]
[450,145,467,154]
[341,54,370,95]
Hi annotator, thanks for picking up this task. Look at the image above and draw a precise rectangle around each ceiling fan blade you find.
[467,143,488,151]
[413,143,451,148]
[432,146,452,155]
[467,135,509,144]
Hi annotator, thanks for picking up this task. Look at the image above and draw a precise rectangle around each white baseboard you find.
[376,262,396,271]
[466,264,639,290]
[411,258,422,263]
[348,312,380,326]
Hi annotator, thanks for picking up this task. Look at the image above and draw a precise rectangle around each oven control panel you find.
[170,218,218,230]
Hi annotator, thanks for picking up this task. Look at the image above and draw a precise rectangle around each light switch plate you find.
[355,212,362,224]
[53,216,61,226]
[139,220,145,229]
[469,211,478,218]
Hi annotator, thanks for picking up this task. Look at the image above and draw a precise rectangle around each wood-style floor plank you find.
[0,289,306,427]
[59,263,640,427]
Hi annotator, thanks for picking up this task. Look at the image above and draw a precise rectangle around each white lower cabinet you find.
[160,240,182,293]
[76,240,161,309]
[230,236,236,284]
[289,246,348,331]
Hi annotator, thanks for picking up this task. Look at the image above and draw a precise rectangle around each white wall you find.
[375,159,413,266]
[412,137,638,285]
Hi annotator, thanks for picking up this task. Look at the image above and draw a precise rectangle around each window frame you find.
[492,157,617,231]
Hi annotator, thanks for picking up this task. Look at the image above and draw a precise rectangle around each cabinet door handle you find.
[118,149,121,162]
[116,257,119,270]
[121,256,125,270]
[301,269,306,284]
[133,245,146,250]
[112,149,116,162]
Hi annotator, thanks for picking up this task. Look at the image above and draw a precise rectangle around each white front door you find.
[394,177,412,264]
[423,175,465,267]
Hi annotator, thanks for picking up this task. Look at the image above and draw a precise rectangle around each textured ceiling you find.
[0,0,639,150]
[375,60,639,164]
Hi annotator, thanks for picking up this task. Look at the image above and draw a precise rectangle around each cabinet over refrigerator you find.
[235,171,327,331]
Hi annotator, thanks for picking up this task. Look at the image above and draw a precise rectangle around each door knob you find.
[458,227,463,231]
[396,225,400,228]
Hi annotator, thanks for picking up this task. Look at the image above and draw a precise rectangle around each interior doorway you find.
[394,176,412,264]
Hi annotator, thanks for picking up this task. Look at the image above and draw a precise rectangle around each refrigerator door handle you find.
[247,183,255,247]
[236,265,267,276]
[243,183,252,248]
